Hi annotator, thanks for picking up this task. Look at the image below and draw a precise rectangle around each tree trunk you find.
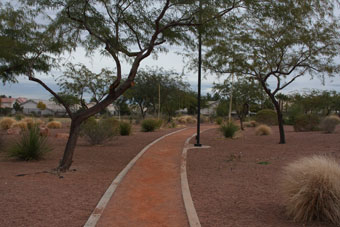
[138,103,145,119]
[57,119,82,171]
[240,117,244,130]
[273,101,286,144]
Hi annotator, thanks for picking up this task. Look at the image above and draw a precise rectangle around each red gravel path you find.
[96,128,198,227]
[0,127,179,227]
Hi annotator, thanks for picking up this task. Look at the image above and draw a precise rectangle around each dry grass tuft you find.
[320,115,340,133]
[175,115,197,124]
[280,155,340,225]
[12,121,28,130]
[46,121,62,129]
[0,117,16,130]
[255,124,272,136]
[244,120,258,128]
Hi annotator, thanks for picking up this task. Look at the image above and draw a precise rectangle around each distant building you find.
[201,101,219,116]
[20,99,67,116]
[0,97,16,108]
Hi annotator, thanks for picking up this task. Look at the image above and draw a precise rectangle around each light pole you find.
[195,0,202,147]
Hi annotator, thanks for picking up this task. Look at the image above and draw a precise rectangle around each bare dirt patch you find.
[187,125,340,227]
[0,126,179,227]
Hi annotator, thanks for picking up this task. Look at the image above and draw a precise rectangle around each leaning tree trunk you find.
[273,101,286,144]
[57,119,82,171]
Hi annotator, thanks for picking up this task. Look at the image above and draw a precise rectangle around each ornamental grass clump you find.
[141,118,159,132]
[280,155,340,225]
[255,124,272,136]
[220,122,239,138]
[22,118,34,129]
[46,120,62,129]
[12,121,28,130]
[320,115,340,133]
[119,121,132,136]
[8,125,51,160]
[80,117,119,145]
[0,117,15,130]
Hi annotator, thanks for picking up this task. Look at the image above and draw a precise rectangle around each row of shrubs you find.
[0,117,62,130]
[79,117,165,145]
[219,122,272,138]
[254,109,340,133]
[1,117,164,161]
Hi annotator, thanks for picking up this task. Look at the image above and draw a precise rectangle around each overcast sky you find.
[1,2,339,100]
[1,45,339,100]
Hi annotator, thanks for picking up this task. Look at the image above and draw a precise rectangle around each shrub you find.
[46,121,62,129]
[220,122,239,138]
[293,114,320,132]
[255,109,278,125]
[200,116,209,123]
[286,104,304,125]
[80,117,119,145]
[141,119,159,132]
[215,117,223,125]
[177,116,187,124]
[280,155,340,225]
[119,121,132,136]
[156,119,163,129]
[8,125,51,160]
[23,118,34,129]
[244,120,257,128]
[255,124,272,136]
[176,115,197,124]
[35,119,44,126]
[14,114,24,121]
[0,117,15,130]
[12,121,28,130]
[168,121,177,128]
[320,115,340,133]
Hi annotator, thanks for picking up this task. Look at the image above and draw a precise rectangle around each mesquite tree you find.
[1,0,239,171]
[213,78,266,130]
[204,1,340,144]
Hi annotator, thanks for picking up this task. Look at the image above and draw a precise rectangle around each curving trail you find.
[86,125,214,227]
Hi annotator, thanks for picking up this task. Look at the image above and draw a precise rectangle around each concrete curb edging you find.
[181,129,212,227]
[84,127,188,227]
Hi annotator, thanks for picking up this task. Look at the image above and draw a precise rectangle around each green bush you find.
[220,122,239,138]
[293,114,320,132]
[281,155,340,225]
[168,120,177,128]
[255,109,278,125]
[215,117,223,125]
[156,119,163,129]
[141,119,159,132]
[8,126,51,160]
[320,115,340,133]
[80,117,119,145]
[14,114,24,121]
[285,104,304,125]
[119,121,132,136]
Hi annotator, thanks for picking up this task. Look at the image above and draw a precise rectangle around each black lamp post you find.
[195,0,202,147]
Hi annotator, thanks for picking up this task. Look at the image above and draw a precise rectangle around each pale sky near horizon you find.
[1,46,339,100]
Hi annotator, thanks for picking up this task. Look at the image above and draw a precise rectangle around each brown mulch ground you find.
[187,125,340,227]
[0,126,179,227]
